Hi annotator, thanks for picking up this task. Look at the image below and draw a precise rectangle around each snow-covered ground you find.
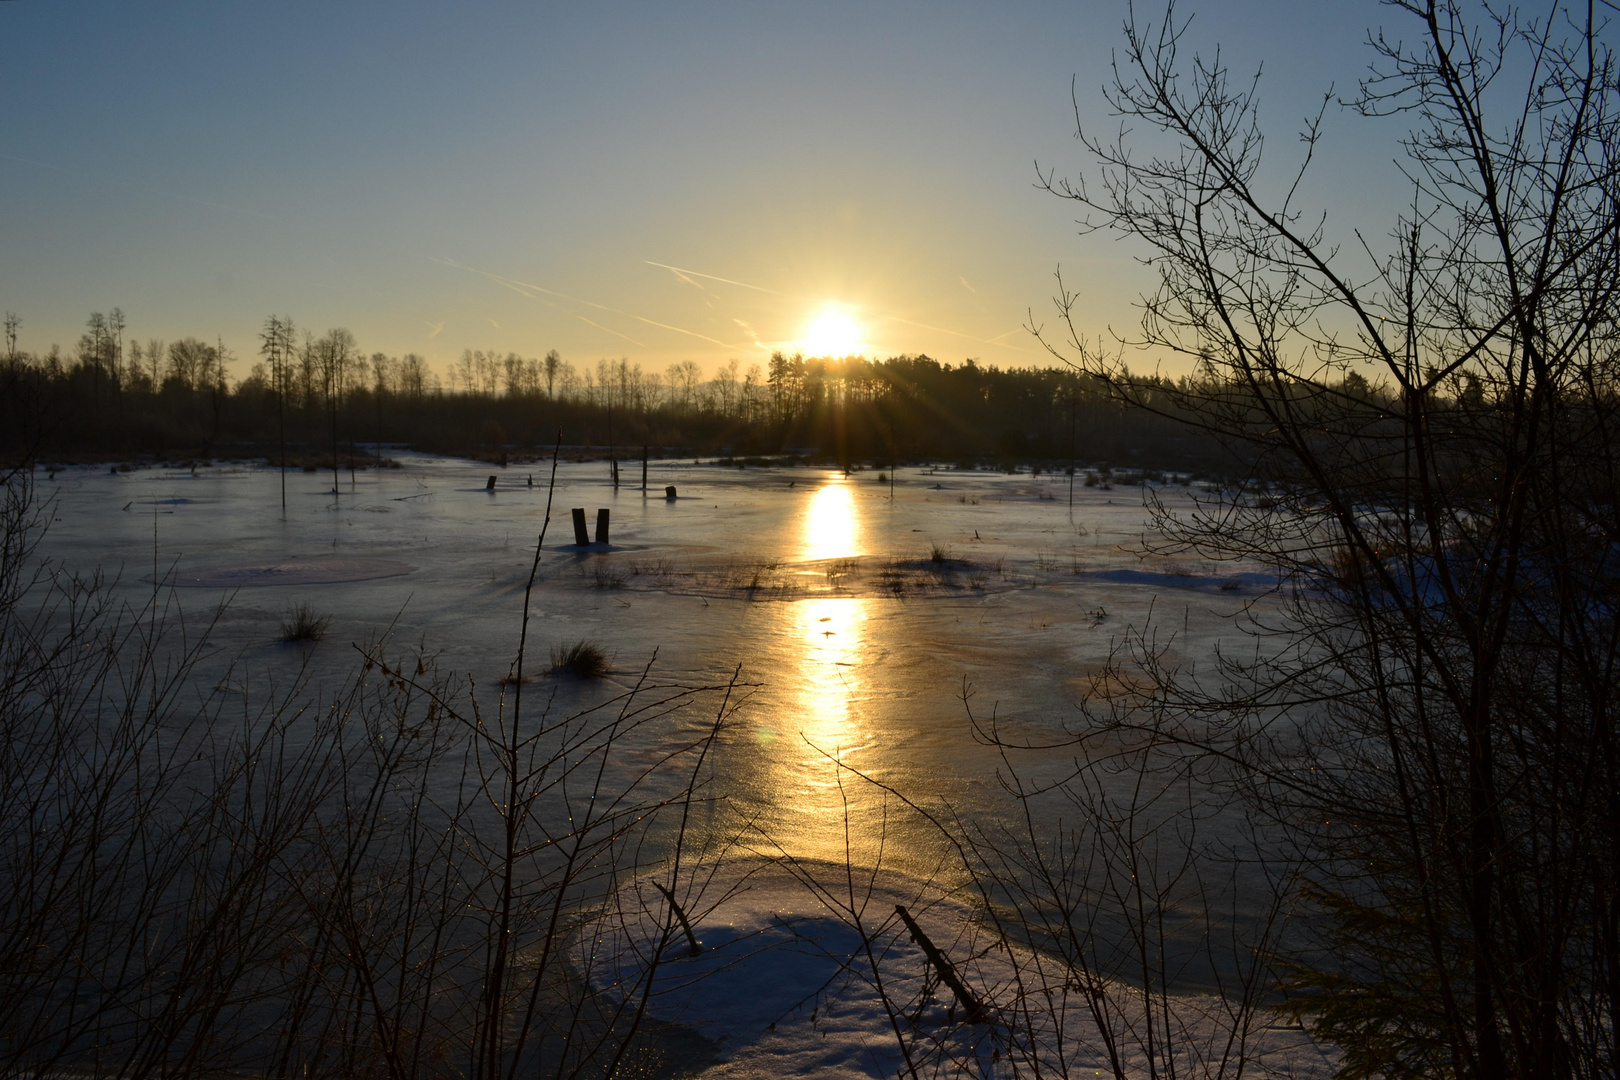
[583,859,1335,1078]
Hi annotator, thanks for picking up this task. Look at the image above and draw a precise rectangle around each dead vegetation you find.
[278,601,331,642]
[0,464,748,1078]
[569,551,1028,601]
[549,639,611,678]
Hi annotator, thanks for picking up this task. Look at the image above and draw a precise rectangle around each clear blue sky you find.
[1,1,1400,379]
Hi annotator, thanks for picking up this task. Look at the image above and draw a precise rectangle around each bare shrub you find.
[1033,0,1620,1074]
[0,453,749,1079]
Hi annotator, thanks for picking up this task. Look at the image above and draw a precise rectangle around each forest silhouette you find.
[0,315,1220,471]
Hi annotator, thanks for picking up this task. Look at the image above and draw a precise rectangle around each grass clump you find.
[825,557,860,585]
[279,603,331,643]
[929,542,951,563]
[550,640,610,678]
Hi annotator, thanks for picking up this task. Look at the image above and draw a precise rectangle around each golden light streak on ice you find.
[800,476,862,561]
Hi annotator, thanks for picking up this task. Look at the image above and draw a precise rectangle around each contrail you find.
[437,257,611,311]
[658,265,704,289]
[645,261,780,294]
[646,259,1035,356]
[628,314,733,349]
[441,257,741,349]
[733,318,767,350]
[450,254,1032,358]
[576,315,645,348]
[879,313,1037,355]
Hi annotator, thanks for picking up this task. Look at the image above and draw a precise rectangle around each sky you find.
[1,1,1405,380]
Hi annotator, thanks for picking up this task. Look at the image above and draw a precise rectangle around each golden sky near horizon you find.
[1,2,1404,381]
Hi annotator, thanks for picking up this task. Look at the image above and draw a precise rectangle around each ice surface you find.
[162,556,417,587]
[36,457,1275,858]
[30,456,1310,1075]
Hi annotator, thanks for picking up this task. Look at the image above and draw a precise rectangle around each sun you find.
[800,307,862,357]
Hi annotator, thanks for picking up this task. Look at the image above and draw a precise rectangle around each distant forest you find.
[0,311,1224,470]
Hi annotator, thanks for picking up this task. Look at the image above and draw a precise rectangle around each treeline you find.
[0,310,1223,468]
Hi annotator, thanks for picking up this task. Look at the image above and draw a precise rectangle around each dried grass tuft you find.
[280,603,330,643]
[549,639,610,678]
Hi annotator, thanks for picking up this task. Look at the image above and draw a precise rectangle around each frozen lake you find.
[32,455,1274,872]
[24,455,1307,1077]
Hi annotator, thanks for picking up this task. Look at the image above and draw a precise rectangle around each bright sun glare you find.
[800,308,862,357]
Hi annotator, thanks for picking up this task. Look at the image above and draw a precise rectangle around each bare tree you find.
[399,353,427,399]
[108,307,125,387]
[318,329,356,495]
[79,312,113,402]
[543,348,561,399]
[165,338,215,392]
[144,335,164,391]
[1031,2,1620,1077]
[204,336,231,452]
[260,315,295,512]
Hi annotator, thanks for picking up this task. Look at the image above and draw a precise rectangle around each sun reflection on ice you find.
[794,480,868,777]
[801,476,862,561]
[757,478,879,861]
[768,594,874,866]
[793,596,869,780]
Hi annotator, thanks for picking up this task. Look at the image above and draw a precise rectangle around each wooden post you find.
[664,485,677,499]
[642,444,649,492]
[571,508,590,546]
[888,417,896,501]
[594,508,610,545]
[486,475,497,491]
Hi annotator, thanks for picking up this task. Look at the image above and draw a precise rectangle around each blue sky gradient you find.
[2,1,1401,378]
